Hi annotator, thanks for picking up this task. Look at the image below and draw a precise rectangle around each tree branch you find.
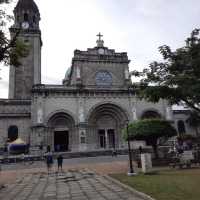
[0,29,20,63]
[181,98,200,113]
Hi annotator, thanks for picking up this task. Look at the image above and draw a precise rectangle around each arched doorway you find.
[97,115,117,148]
[177,120,186,135]
[87,103,128,149]
[8,125,18,142]
[141,110,161,119]
[47,112,75,152]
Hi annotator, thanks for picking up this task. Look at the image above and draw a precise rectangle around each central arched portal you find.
[47,112,75,152]
[87,103,128,149]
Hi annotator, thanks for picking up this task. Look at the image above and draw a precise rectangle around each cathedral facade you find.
[0,0,174,152]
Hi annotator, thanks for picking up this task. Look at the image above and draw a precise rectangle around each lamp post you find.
[126,121,135,176]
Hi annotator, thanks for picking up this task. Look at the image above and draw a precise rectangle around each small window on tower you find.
[24,13,29,21]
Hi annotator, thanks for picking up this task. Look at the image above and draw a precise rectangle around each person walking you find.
[57,154,63,172]
[111,148,117,157]
[45,152,54,175]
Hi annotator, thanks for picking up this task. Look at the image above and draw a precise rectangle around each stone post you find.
[141,153,152,173]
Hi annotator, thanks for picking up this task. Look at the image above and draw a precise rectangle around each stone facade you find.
[0,0,195,153]
[29,88,170,152]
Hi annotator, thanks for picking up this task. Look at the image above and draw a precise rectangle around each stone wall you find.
[0,117,31,148]
[0,100,31,148]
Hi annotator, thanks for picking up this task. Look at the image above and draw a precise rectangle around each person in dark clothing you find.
[45,152,53,174]
[47,145,51,152]
[57,154,63,172]
[111,148,117,157]
[139,146,143,154]
[138,146,143,168]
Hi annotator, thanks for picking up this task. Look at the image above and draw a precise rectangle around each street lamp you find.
[126,120,136,176]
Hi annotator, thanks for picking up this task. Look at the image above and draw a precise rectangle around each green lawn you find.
[110,168,200,200]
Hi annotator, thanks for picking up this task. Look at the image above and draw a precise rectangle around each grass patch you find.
[110,168,200,200]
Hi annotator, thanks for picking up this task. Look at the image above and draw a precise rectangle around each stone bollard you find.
[141,153,152,173]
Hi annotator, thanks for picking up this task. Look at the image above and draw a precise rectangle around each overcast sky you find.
[0,0,200,98]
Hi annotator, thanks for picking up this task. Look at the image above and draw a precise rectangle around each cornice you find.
[0,113,31,118]
[0,99,31,105]
[32,85,135,97]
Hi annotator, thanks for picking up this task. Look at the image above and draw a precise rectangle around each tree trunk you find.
[152,144,159,159]
[195,127,199,136]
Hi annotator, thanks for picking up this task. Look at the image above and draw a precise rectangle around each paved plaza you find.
[0,156,149,200]
[1,155,129,172]
[0,169,145,200]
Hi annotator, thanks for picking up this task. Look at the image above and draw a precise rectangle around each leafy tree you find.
[0,0,28,70]
[123,119,177,158]
[186,110,200,136]
[131,29,200,114]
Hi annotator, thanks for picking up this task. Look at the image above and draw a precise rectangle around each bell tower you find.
[9,0,42,99]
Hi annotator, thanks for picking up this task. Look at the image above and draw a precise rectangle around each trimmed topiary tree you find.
[123,119,177,158]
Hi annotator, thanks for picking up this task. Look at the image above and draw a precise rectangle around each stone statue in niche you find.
[79,104,84,122]
[37,108,43,123]
[132,106,137,120]
[76,66,81,79]
[125,69,129,79]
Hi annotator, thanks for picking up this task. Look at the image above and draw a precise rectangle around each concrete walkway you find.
[0,169,144,200]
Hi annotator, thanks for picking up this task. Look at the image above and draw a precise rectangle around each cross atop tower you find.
[96,32,104,47]
[97,32,103,41]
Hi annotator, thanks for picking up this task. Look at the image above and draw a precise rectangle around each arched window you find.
[8,126,18,142]
[24,13,29,21]
[177,120,186,135]
[141,111,161,119]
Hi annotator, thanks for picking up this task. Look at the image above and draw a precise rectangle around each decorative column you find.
[30,125,45,154]
[45,127,54,151]
[78,100,87,151]
[132,104,138,121]
[105,129,109,149]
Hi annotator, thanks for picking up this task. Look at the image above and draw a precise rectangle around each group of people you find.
[168,140,193,155]
[45,151,63,174]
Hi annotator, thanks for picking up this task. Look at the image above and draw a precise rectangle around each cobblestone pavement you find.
[0,169,144,200]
